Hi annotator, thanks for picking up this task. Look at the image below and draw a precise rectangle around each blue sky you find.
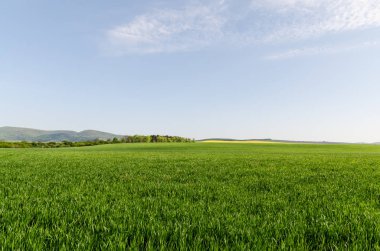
[1,0,380,142]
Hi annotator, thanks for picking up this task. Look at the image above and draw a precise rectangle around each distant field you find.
[1,143,380,249]
[201,140,281,143]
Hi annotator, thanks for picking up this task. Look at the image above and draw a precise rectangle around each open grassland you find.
[201,140,281,144]
[1,143,380,250]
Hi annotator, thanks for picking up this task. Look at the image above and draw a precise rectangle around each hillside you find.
[0,126,122,142]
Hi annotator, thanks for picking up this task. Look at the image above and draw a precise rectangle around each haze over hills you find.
[0,127,122,142]
[2,127,377,144]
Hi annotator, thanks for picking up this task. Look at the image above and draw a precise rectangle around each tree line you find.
[123,135,194,143]
[0,135,195,148]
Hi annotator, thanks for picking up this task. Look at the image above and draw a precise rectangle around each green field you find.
[1,143,380,250]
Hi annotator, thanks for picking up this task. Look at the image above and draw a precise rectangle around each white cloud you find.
[107,4,225,54]
[106,0,380,54]
[253,0,380,42]
[251,0,321,11]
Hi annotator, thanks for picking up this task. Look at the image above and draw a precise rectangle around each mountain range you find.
[0,127,122,142]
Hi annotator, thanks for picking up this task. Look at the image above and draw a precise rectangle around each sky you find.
[1,0,380,142]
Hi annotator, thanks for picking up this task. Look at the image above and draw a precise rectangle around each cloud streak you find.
[106,0,380,55]
[265,41,380,60]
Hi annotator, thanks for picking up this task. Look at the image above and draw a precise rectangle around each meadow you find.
[1,142,380,250]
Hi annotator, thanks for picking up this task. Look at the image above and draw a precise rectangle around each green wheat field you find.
[1,142,380,250]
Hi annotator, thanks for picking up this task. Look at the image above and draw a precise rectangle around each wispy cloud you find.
[107,3,225,54]
[254,0,380,42]
[265,41,380,60]
[106,0,380,55]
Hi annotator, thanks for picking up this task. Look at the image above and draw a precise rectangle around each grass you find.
[201,140,281,143]
[1,142,380,250]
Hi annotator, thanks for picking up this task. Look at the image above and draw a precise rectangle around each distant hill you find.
[0,127,122,142]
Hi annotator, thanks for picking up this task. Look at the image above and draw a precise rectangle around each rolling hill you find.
[0,127,122,142]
